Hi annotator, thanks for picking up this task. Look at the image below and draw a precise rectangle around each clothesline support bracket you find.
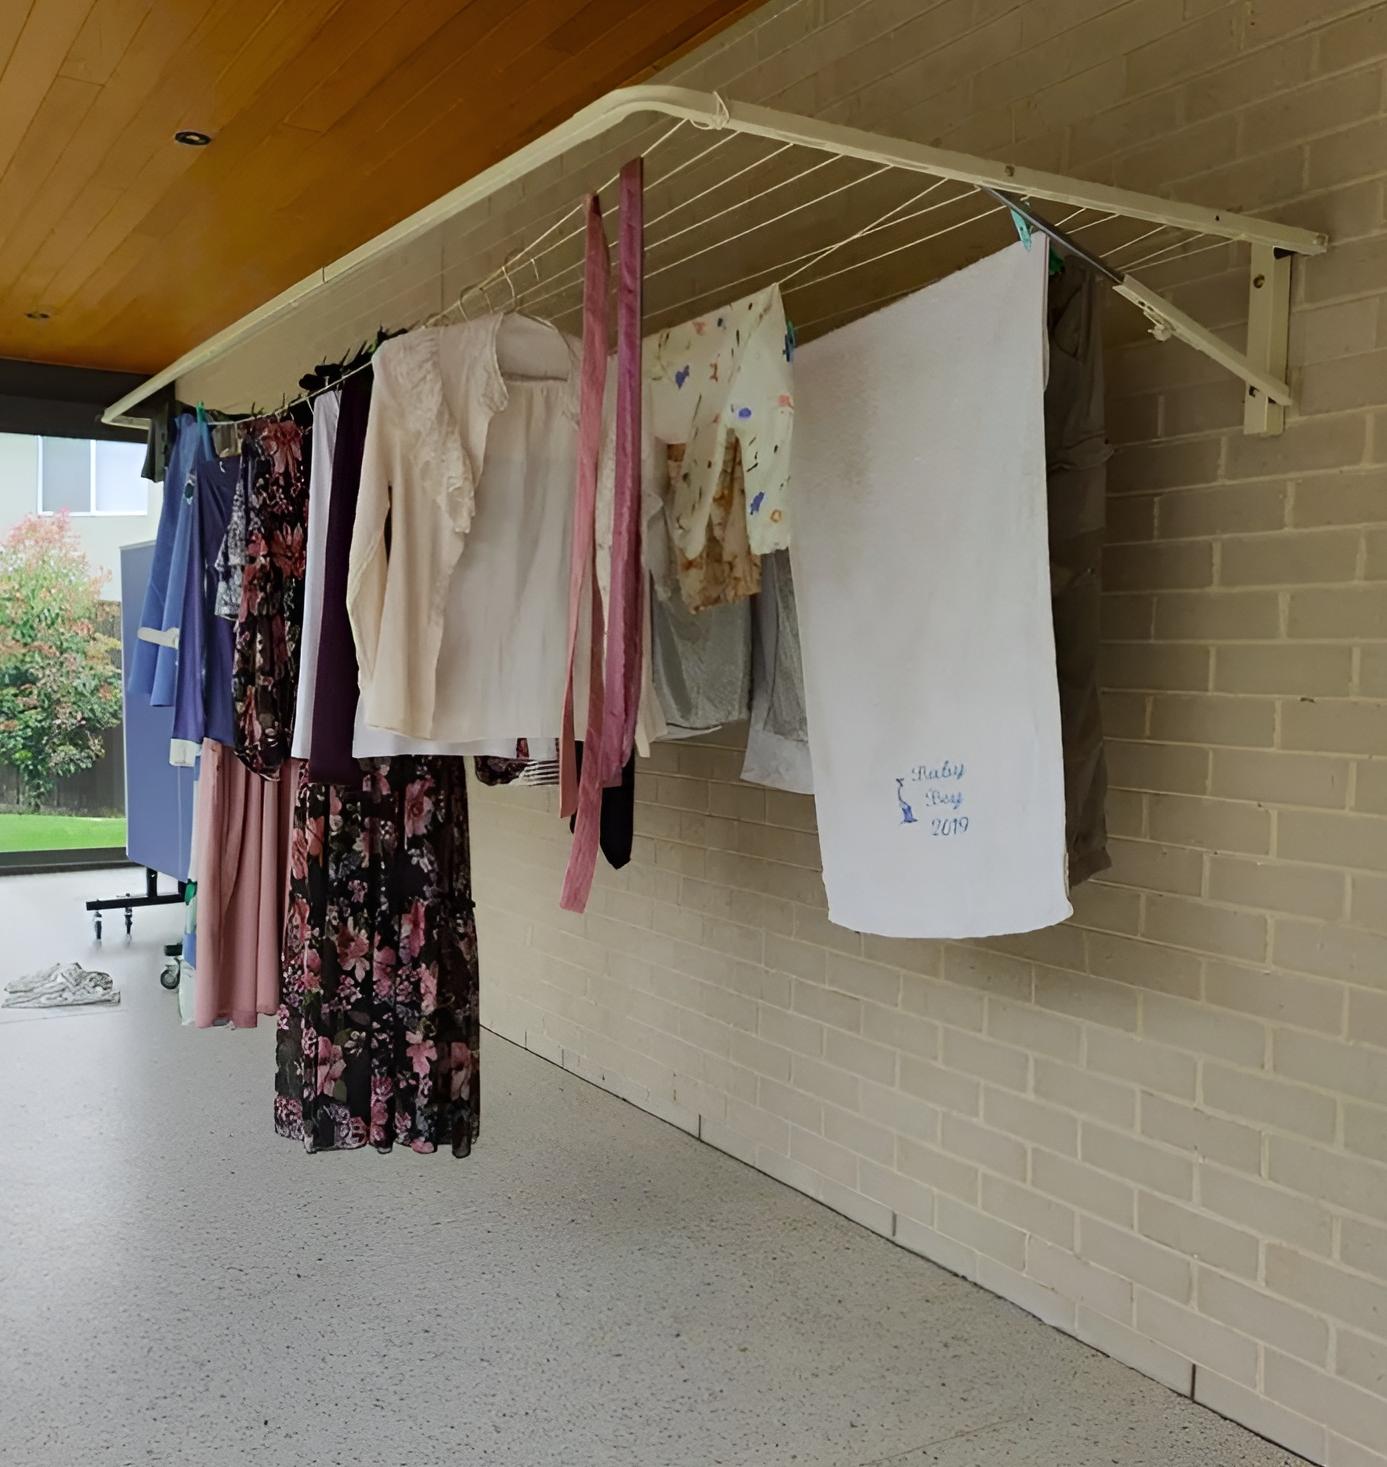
[991,190,1296,433]
[1114,267,1295,431]
[1242,243,1293,436]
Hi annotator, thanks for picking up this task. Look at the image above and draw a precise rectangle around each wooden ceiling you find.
[0,0,758,375]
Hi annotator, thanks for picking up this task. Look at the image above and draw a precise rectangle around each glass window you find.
[39,436,91,514]
[93,439,148,514]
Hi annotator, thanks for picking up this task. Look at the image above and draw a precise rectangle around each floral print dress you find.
[233,418,310,776]
[275,756,481,1156]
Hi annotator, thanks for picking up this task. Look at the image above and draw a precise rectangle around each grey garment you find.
[652,591,752,737]
[742,551,813,792]
[1046,258,1113,886]
[756,551,808,741]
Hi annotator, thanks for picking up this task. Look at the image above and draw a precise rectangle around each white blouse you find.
[349,314,664,750]
[290,388,339,762]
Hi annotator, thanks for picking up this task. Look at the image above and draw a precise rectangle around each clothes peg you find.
[1008,209,1033,251]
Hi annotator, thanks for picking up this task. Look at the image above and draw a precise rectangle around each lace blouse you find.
[350,316,666,750]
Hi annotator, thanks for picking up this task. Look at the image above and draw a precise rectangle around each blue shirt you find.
[128,413,213,704]
[170,449,241,760]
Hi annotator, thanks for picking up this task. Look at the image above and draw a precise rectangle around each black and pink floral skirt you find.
[274,756,480,1157]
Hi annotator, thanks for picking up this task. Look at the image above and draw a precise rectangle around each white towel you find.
[792,243,1070,939]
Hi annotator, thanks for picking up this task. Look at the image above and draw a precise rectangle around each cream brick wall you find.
[467,3,1387,1463]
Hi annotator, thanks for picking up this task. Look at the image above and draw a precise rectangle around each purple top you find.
[307,369,372,783]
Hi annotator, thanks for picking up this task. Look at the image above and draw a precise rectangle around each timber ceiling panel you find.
[0,0,758,373]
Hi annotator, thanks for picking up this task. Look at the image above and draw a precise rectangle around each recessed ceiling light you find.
[173,129,213,147]
[25,309,51,321]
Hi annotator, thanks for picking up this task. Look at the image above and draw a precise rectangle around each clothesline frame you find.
[102,85,1327,439]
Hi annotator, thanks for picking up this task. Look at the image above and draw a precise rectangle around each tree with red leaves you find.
[0,514,121,809]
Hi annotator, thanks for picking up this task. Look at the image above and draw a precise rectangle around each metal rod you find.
[981,188,1123,283]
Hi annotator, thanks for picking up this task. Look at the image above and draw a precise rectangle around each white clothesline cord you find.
[1106,222,1175,264]
[1122,232,1228,272]
[794,281,917,335]
[779,177,959,290]
[646,158,885,285]
[510,138,795,316]
[646,153,845,265]
[637,193,1003,339]
[450,117,696,315]
[522,149,858,319]
[546,158,898,328]
[207,122,706,421]
[207,117,1181,424]
[1068,211,1120,237]
[638,182,981,332]
[647,138,792,235]
[784,200,1009,296]
[790,200,1032,333]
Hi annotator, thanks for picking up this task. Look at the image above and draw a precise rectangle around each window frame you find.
[36,436,148,518]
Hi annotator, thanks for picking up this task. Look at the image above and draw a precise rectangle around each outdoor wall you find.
[0,430,159,599]
[466,3,1387,1465]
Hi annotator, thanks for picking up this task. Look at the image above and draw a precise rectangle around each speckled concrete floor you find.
[0,870,1303,1467]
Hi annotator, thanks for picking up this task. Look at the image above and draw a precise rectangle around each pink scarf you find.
[559,159,644,913]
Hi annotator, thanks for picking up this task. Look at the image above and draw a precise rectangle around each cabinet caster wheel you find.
[92,914,103,942]
[159,961,181,991]
[124,906,133,942]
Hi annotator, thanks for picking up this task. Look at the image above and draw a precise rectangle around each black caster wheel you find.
[92,913,103,942]
[159,962,181,991]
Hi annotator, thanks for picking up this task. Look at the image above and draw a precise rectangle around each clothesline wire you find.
[1123,231,1228,272]
[1068,211,1120,237]
[1106,222,1174,263]
[521,148,857,319]
[786,199,1010,295]
[452,117,696,312]
[510,138,798,315]
[208,119,698,422]
[790,202,1023,331]
[777,176,954,290]
[538,174,975,328]
[646,158,886,285]
[204,122,1218,423]
[635,182,984,332]
[547,159,898,328]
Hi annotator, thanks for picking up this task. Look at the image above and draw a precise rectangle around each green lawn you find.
[0,812,126,853]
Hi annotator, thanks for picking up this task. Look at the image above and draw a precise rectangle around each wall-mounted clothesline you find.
[103,86,1327,439]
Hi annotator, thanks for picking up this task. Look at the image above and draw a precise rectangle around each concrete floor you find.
[0,869,1304,1467]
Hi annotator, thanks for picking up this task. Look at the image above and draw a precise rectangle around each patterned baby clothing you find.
[648,284,794,611]
[665,437,761,609]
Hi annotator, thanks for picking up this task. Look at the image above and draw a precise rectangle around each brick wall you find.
[468,3,1387,1463]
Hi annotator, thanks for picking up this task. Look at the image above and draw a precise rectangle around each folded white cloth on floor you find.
[3,962,119,1008]
[791,242,1070,938]
[5,961,65,994]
